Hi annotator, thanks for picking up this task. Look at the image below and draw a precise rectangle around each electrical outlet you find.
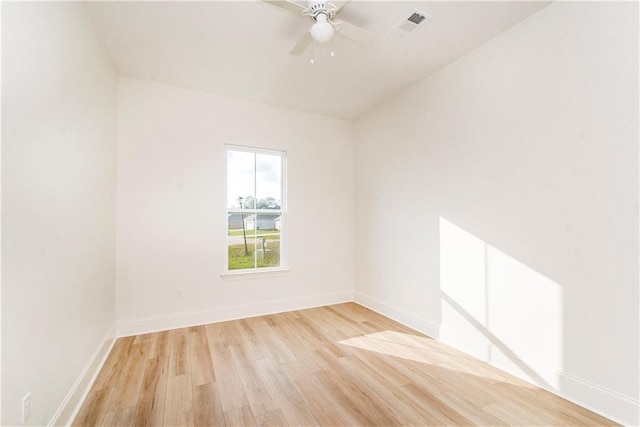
[176,288,183,298]
[22,392,31,423]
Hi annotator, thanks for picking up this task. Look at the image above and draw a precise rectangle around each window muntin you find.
[226,146,286,272]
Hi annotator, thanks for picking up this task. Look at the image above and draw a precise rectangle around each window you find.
[226,146,286,273]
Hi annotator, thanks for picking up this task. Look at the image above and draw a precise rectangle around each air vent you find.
[388,10,431,41]
[407,12,426,25]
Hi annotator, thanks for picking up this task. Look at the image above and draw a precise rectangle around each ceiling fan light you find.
[310,13,334,43]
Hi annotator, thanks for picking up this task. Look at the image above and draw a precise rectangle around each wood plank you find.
[400,382,475,425]
[92,336,134,391]
[309,351,402,426]
[483,401,554,426]
[101,407,135,426]
[229,342,279,416]
[164,374,194,427]
[352,351,412,388]
[169,331,191,377]
[209,341,249,412]
[72,387,113,426]
[255,356,319,426]
[436,390,508,426]
[224,405,257,427]
[280,350,325,381]
[221,320,246,345]
[328,302,372,323]
[293,374,355,426]
[204,321,226,345]
[134,333,154,345]
[255,409,288,427]
[149,330,172,360]
[484,387,580,426]
[337,354,418,425]
[279,316,325,352]
[298,307,340,332]
[107,342,151,411]
[309,368,396,426]
[193,382,226,426]
[249,320,297,365]
[488,377,617,425]
[188,328,215,386]
[237,318,272,360]
[133,355,169,426]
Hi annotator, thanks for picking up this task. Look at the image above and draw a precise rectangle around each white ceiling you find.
[86,1,550,120]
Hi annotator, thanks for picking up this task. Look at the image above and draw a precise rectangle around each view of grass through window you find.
[227,147,285,271]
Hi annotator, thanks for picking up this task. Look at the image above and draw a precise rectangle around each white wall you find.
[354,2,638,425]
[2,3,117,425]
[116,77,354,335]
[1,3,4,420]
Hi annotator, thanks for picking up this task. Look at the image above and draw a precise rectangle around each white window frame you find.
[223,145,288,277]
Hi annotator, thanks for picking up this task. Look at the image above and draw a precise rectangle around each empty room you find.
[1,0,638,425]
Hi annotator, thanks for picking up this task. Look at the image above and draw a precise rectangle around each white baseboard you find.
[48,324,116,427]
[354,291,441,338]
[557,368,639,426]
[116,291,354,337]
[353,291,639,427]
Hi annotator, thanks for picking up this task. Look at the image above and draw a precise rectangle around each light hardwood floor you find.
[74,303,617,426]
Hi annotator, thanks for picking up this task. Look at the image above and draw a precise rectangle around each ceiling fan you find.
[263,0,375,55]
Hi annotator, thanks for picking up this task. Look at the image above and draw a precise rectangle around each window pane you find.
[228,210,257,270]
[227,150,255,209]
[227,211,280,270]
[255,153,282,208]
[253,212,281,268]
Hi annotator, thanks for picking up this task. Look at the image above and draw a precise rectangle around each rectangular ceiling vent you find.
[388,10,431,41]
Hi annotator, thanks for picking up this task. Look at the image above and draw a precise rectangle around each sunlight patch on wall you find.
[439,217,563,389]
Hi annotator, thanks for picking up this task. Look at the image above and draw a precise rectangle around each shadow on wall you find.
[440,292,552,390]
[438,217,563,390]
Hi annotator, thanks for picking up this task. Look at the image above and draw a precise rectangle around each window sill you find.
[221,268,291,281]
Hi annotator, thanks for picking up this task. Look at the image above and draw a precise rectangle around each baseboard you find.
[354,291,441,338]
[48,324,116,427]
[557,368,639,426]
[116,290,354,337]
[353,291,639,426]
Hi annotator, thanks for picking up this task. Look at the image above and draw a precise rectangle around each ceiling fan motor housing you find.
[306,1,337,20]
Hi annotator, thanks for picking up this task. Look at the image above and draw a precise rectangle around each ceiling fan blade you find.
[331,0,348,13]
[263,0,306,15]
[336,20,375,46]
[290,31,312,55]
